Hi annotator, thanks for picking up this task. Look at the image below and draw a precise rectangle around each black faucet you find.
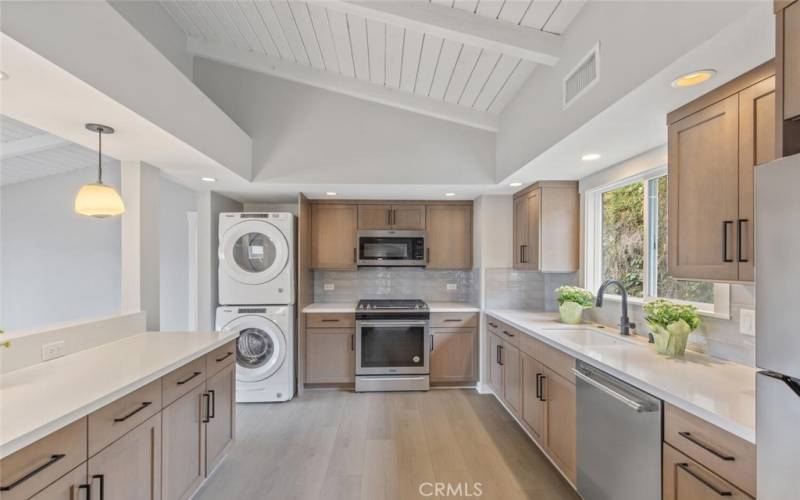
[596,280,636,336]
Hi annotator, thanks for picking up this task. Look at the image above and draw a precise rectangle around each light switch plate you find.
[323,282,335,291]
[446,283,457,291]
[42,341,66,361]
[740,309,756,336]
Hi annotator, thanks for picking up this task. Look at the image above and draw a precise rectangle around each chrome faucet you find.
[596,280,636,336]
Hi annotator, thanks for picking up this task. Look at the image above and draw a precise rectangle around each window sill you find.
[597,294,731,321]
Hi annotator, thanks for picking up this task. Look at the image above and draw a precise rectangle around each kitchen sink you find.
[540,328,638,347]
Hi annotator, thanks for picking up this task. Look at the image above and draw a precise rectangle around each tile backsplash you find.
[314,268,478,303]
[485,269,578,311]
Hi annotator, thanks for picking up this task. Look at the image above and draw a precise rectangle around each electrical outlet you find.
[42,341,66,361]
[323,282,335,291]
[740,309,756,336]
[446,283,457,291]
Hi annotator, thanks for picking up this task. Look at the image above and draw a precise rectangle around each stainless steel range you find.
[355,299,430,392]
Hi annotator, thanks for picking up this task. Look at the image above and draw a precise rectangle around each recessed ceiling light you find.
[671,69,716,88]
[444,192,456,197]
[201,177,217,182]
[581,153,601,161]
[0,71,9,81]
[509,182,523,187]
[326,192,337,196]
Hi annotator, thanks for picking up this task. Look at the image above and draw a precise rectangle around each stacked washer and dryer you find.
[215,213,295,403]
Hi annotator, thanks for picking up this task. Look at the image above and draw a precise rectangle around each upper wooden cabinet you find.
[775,1,800,156]
[358,204,426,230]
[512,182,579,272]
[311,204,358,270]
[667,64,775,281]
[425,204,472,269]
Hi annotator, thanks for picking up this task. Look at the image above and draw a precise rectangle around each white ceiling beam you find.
[1,133,69,160]
[187,37,498,132]
[316,0,561,65]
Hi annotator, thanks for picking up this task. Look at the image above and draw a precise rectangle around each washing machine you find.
[216,305,294,403]
[218,212,294,306]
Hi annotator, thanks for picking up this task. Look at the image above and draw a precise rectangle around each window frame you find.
[584,165,731,319]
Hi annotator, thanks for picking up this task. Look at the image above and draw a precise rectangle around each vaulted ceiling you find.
[161,0,585,129]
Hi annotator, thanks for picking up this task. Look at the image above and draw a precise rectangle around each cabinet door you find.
[206,363,235,475]
[489,334,504,395]
[668,95,740,281]
[430,328,475,383]
[663,444,751,500]
[512,195,529,269]
[503,342,522,416]
[425,205,472,269]
[306,329,355,384]
[784,1,800,119]
[526,190,541,271]
[543,368,576,483]
[391,204,426,230]
[161,385,205,500]
[311,204,358,270]
[28,465,87,500]
[521,354,547,444]
[88,413,162,500]
[738,76,776,282]
[358,204,392,230]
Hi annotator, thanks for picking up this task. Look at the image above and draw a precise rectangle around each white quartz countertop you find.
[486,309,757,443]
[302,302,480,313]
[0,330,238,459]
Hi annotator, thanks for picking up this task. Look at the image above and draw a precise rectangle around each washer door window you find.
[222,220,289,285]
[223,316,287,383]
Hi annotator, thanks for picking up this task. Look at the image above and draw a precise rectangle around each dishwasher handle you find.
[573,368,659,413]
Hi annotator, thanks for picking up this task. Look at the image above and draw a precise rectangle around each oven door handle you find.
[357,320,429,327]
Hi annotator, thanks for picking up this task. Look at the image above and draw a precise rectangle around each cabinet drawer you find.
[306,313,355,328]
[162,357,207,407]
[29,464,87,500]
[519,335,575,383]
[495,324,520,348]
[206,341,236,377]
[88,379,161,457]
[486,316,501,336]
[431,312,477,328]
[663,443,752,500]
[664,404,755,497]
[0,418,87,500]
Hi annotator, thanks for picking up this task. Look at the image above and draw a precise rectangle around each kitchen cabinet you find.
[663,444,752,500]
[782,1,800,120]
[522,354,547,443]
[512,182,579,272]
[311,204,358,270]
[358,204,426,230]
[358,204,393,230]
[29,465,87,500]
[502,342,523,416]
[161,385,206,500]
[667,64,775,281]
[306,327,355,384]
[543,367,577,483]
[206,363,235,475]
[425,204,472,269]
[430,328,476,384]
[87,413,162,500]
[391,205,426,230]
[489,333,504,395]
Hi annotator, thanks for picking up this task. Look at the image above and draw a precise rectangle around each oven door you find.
[356,320,430,375]
[357,231,425,267]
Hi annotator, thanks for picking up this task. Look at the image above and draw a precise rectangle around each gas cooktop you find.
[356,299,429,312]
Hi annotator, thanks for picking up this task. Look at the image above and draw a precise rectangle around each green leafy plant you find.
[643,299,701,331]
[555,286,594,308]
[0,328,8,348]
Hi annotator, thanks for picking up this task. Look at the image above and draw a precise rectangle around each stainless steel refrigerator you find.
[755,153,800,500]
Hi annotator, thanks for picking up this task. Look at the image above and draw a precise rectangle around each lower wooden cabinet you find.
[28,465,87,500]
[87,413,162,500]
[206,363,236,474]
[430,328,476,384]
[162,384,206,500]
[306,327,355,384]
[502,342,522,416]
[489,333,504,395]
[522,354,547,443]
[543,367,577,483]
[663,443,752,499]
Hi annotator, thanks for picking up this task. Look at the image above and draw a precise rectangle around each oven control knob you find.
[413,356,420,363]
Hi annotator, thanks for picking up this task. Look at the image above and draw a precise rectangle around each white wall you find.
[159,175,197,331]
[193,58,496,186]
[242,202,298,216]
[0,165,121,331]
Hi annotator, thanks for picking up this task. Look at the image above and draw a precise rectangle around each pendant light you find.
[74,123,125,218]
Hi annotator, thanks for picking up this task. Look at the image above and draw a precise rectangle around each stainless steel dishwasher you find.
[574,360,662,500]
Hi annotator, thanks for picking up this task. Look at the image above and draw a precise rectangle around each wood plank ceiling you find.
[162,1,584,119]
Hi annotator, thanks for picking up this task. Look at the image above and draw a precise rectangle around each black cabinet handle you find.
[392,209,397,226]
[502,330,515,338]
[496,345,501,365]
[0,454,66,491]
[722,221,734,262]
[92,474,105,500]
[737,219,748,262]
[444,319,461,323]
[353,247,357,263]
[521,245,528,263]
[678,432,735,461]
[208,390,216,419]
[430,334,434,351]
[113,401,152,422]
[351,334,355,351]
[77,483,92,500]
[215,352,233,363]
[202,393,211,423]
[488,322,498,328]
[539,374,547,402]
[535,373,542,399]
[677,463,732,496]
[498,345,504,366]
[177,371,202,385]
[426,248,431,264]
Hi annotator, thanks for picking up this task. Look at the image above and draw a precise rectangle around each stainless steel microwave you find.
[357,230,426,267]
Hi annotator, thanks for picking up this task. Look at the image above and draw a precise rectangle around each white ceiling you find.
[161,0,584,127]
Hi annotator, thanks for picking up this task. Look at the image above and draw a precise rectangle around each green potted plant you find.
[643,299,700,357]
[555,286,594,324]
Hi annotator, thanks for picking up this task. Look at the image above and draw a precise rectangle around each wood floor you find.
[195,389,579,500]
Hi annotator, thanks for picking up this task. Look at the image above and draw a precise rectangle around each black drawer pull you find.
[177,371,202,385]
[678,431,736,461]
[502,330,515,338]
[113,401,152,422]
[488,322,498,328]
[77,483,91,500]
[215,352,233,362]
[677,463,732,496]
[444,319,462,322]
[320,319,340,323]
[0,454,66,491]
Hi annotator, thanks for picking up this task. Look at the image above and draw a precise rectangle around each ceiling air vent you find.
[563,43,600,109]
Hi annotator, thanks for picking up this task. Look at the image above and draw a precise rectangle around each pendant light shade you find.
[75,123,125,218]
